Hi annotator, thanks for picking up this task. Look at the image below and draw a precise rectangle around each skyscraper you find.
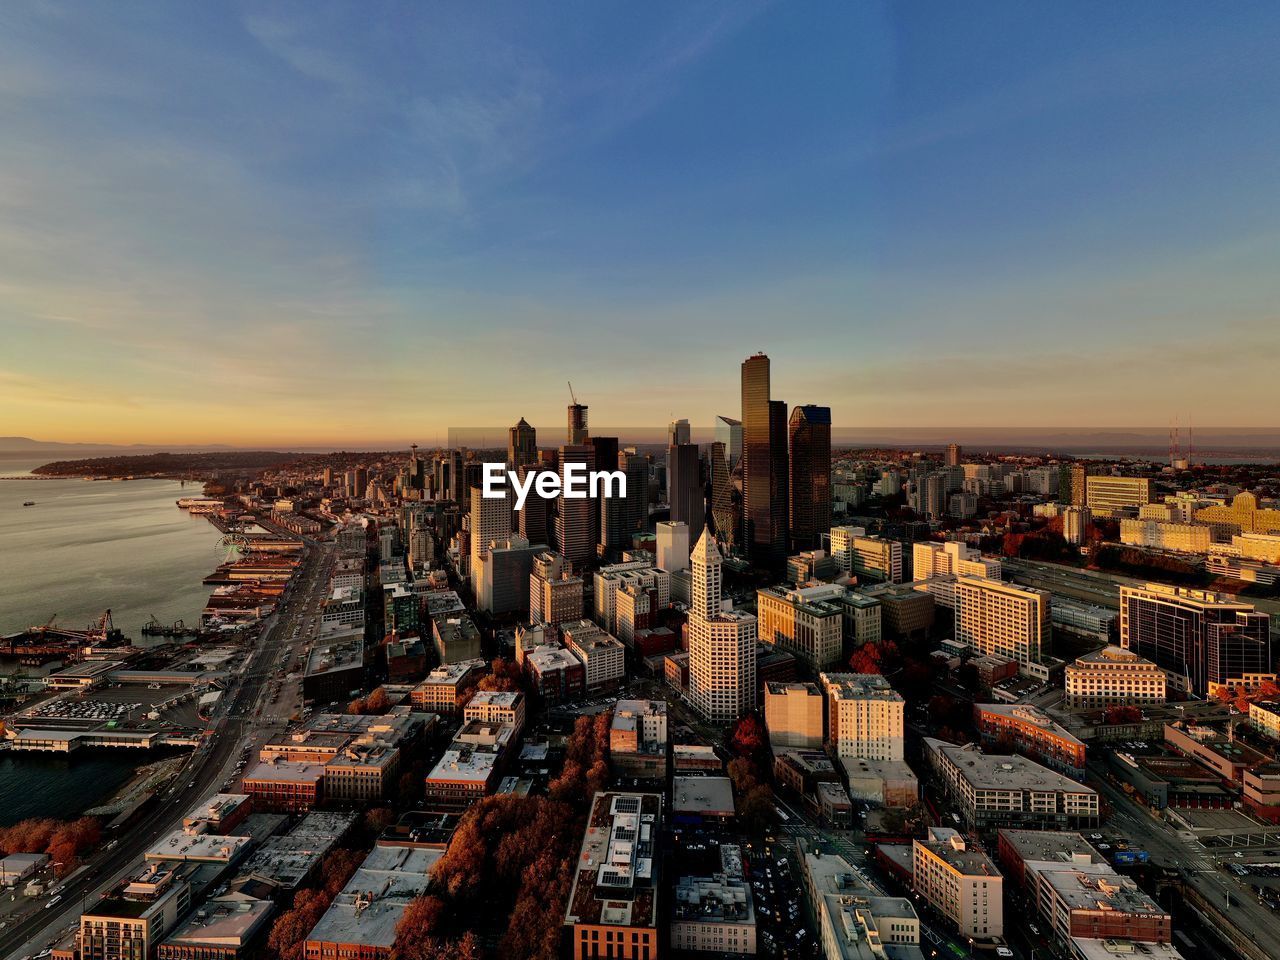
[590,436,621,559]
[568,400,588,445]
[709,440,738,553]
[769,398,790,556]
[470,483,513,598]
[788,404,831,550]
[945,443,962,467]
[668,418,691,446]
[508,418,537,470]
[741,354,788,571]
[687,529,757,722]
[714,415,743,469]
[667,442,704,538]
[556,444,597,571]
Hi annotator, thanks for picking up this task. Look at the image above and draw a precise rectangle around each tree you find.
[1102,705,1142,725]
[320,848,363,898]
[729,714,766,758]
[365,687,391,714]
[267,888,330,960]
[848,640,899,675]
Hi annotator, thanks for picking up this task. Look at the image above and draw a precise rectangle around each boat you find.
[22,500,35,507]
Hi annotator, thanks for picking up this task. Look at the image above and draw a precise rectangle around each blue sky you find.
[2,1,1279,444]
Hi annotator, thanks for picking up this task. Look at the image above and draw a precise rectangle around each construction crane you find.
[568,381,578,404]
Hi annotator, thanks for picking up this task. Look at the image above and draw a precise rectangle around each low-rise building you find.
[463,690,526,738]
[564,792,662,960]
[303,845,442,960]
[562,620,626,693]
[1064,646,1166,709]
[432,615,483,665]
[673,776,736,825]
[423,745,501,811]
[242,760,326,814]
[409,659,487,716]
[973,703,1086,777]
[925,739,1100,832]
[671,844,756,955]
[804,849,924,960]
[158,899,275,960]
[609,700,668,779]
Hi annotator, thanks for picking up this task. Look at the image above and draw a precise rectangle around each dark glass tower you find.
[741,354,788,571]
[788,404,831,549]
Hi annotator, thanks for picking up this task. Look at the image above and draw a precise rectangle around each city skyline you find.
[4,3,1280,444]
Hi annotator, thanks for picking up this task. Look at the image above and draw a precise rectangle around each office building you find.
[925,739,1100,831]
[564,792,662,960]
[688,530,758,722]
[741,353,788,571]
[1085,475,1154,515]
[945,443,961,467]
[756,584,844,671]
[668,442,704,539]
[911,827,1003,940]
[469,483,513,599]
[563,620,626,693]
[1195,490,1280,535]
[529,551,584,625]
[763,682,824,749]
[656,520,690,573]
[594,558,670,637]
[1120,583,1272,696]
[517,460,553,546]
[410,659,486,716]
[557,443,598,572]
[821,673,905,761]
[1064,646,1166,709]
[830,526,902,583]
[669,418,691,446]
[955,576,1050,679]
[788,404,832,550]
[715,415,743,468]
[509,418,537,470]
[474,535,541,616]
[1119,518,1213,554]
[568,399,588,445]
[709,440,739,554]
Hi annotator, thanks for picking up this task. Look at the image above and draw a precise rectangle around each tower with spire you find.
[687,528,757,722]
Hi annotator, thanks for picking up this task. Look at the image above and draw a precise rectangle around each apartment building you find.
[820,673,905,761]
[955,576,1051,680]
[912,827,1003,940]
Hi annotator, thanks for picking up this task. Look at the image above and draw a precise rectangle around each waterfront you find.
[0,456,223,823]
[0,457,222,641]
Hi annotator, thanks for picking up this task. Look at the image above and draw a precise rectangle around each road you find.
[1088,761,1280,960]
[1,543,334,960]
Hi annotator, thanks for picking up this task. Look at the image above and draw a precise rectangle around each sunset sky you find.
[3,2,1280,446]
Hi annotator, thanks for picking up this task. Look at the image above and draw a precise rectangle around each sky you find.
[3,1,1280,446]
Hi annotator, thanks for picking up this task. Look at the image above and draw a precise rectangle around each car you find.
[1089,833,1103,840]
[1235,851,1245,859]
[1097,844,1110,850]
[996,948,1014,958]
[46,896,62,909]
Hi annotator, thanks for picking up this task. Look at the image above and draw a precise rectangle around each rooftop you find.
[927,739,1098,795]
[821,673,904,703]
[162,899,274,948]
[305,846,441,950]
[916,828,1002,878]
[672,776,735,816]
[565,792,661,931]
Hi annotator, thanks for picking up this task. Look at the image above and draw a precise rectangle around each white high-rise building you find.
[470,483,512,597]
[656,520,690,573]
[687,530,757,722]
[913,541,1001,582]
[955,576,1050,680]
[820,673,905,761]
[830,525,903,583]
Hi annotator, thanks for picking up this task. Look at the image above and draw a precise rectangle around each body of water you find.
[0,457,222,639]
[0,455,222,824]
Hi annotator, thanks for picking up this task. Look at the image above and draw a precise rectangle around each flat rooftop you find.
[673,776,735,816]
[305,846,441,950]
[928,739,1097,794]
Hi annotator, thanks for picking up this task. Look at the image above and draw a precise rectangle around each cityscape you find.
[3,5,1280,960]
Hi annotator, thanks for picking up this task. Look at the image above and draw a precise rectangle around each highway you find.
[1,543,334,960]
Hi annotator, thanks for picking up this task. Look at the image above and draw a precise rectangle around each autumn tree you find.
[267,888,330,960]
[729,714,766,758]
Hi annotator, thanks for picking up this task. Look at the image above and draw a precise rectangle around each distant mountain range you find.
[0,437,235,454]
